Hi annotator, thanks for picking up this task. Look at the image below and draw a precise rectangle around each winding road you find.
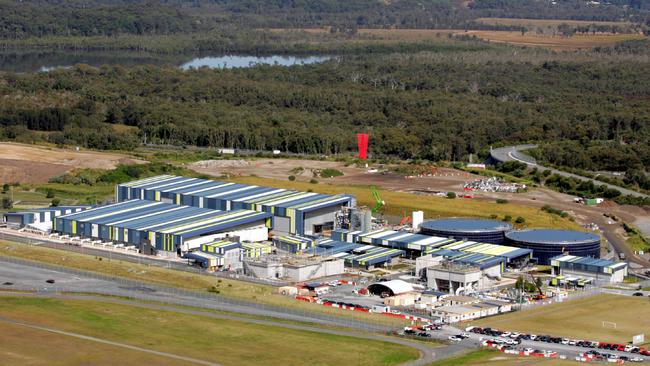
[489,145,648,198]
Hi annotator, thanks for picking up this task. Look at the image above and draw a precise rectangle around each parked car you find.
[46,279,55,284]
[632,292,643,296]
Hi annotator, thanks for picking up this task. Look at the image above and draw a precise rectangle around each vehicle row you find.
[466,326,649,356]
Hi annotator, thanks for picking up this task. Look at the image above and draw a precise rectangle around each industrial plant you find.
[1,173,632,327]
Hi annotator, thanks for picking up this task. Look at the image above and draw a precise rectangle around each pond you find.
[0,50,332,73]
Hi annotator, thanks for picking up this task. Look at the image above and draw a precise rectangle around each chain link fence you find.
[0,231,289,287]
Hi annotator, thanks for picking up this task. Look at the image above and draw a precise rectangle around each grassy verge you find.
[0,241,408,328]
[623,223,650,253]
[472,294,650,346]
[0,296,419,366]
[228,176,580,230]
[427,349,577,365]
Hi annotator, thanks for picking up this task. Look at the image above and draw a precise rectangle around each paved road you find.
[489,145,648,198]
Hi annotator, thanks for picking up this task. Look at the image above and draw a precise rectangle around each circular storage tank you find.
[505,229,601,265]
[420,218,513,244]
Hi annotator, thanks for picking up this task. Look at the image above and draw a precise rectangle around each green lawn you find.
[0,241,409,328]
[0,296,419,366]
[473,294,650,345]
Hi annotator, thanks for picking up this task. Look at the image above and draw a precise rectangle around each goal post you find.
[602,321,617,329]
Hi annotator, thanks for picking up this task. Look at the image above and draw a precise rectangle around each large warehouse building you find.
[505,229,601,265]
[54,199,271,255]
[420,218,512,244]
[116,175,353,236]
[3,206,90,229]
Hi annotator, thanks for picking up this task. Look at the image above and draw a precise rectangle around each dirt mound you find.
[0,158,70,184]
[191,160,251,169]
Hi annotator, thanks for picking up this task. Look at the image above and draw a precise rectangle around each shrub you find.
[288,175,296,181]
[46,189,55,198]
[503,215,512,222]
[1,183,8,193]
[50,198,60,207]
[320,168,344,178]
[310,179,319,184]
[1,197,12,209]
[515,216,526,224]
[446,192,456,199]
[496,198,508,204]
[490,214,498,219]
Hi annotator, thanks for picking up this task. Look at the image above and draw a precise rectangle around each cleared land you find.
[0,296,418,366]
[428,349,578,366]
[473,294,650,345]
[465,31,646,50]
[265,27,646,49]
[475,18,633,28]
[227,175,580,230]
[0,241,408,327]
[0,142,144,183]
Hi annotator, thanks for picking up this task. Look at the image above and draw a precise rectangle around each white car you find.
[523,348,534,353]
[448,336,462,342]
[561,339,570,345]
[529,335,537,341]
[630,357,644,362]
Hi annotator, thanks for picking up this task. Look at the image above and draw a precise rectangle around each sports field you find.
[473,294,650,345]
[0,296,418,366]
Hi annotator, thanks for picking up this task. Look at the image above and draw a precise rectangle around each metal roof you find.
[58,199,270,239]
[118,175,353,214]
[550,254,627,271]
[357,229,453,250]
[420,218,512,233]
[367,280,414,296]
[435,240,532,261]
[426,248,505,269]
[506,229,600,245]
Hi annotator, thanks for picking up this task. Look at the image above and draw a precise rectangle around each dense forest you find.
[0,0,649,183]
[1,44,649,174]
[1,0,649,40]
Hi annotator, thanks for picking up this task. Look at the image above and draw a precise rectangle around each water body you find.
[0,50,331,73]
[179,55,331,70]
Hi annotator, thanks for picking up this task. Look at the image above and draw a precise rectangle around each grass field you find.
[465,31,646,50]
[0,241,408,327]
[472,294,650,345]
[229,176,580,230]
[427,349,578,366]
[0,296,418,366]
[475,18,633,29]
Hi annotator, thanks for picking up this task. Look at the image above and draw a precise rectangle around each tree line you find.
[1,0,649,41]
[1,48,649,172]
